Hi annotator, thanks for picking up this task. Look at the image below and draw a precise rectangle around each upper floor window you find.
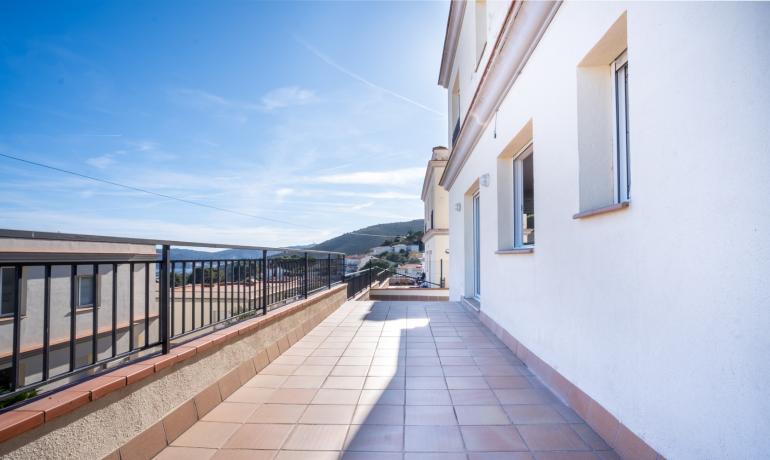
[430,209,435,230]
[513,145,535,247]
[613,50,630,202]
[451,78,461,145]
[77,274,95,308]
[0,267,16,316]
[475,0,487,66]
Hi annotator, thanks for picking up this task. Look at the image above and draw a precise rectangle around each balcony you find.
[0,230,624,459]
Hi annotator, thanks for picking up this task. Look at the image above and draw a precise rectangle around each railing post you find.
[160,244,171,354]
[303,252,309,299]
[327,254,332,289]
[261,250,267,315]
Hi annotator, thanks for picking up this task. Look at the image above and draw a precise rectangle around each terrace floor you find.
[153,300,618,460]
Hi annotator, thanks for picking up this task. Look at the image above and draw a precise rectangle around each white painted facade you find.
[438,1,770,458]
[422,146,450,287]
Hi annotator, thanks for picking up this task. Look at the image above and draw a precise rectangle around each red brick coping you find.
[475,307,664,460]
[0,284,347,445]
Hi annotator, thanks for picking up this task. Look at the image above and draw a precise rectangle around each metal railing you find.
[0,229,345,409]
[344,268,390,299]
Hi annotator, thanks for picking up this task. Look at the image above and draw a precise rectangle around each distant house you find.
[421,146,449,287]
[397,263,423,278]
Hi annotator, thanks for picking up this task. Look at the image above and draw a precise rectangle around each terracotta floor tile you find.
[227,387,276,404]
[405,366,444,377]
[248,404,307,424]
[493,389,553,405]
[359,389,405,405]
[405,454,467,460]
[364,376,405,390]
[332,366,370,376]
[262,364,300,376]
[211,449,276,460]
[304,356,340,366]
[345,424,404,451]
[153,447,216,460]
[337,356,373,366]
[300,404,355,424]
[281,375,326,389]
[272,355,307,365]
[369,366,403,377]
[283,424,349,450]
[405,377,447,390]
[405,389,451,405]
[352,405,404,425]
[518,424,589,451]
[485,376,533,390]
[504,405,566,424]
[312,389,362,405]
[294,365,334,376]
[405,405,457,425]
[533,453,599,460]
[323,376,366,389]
[202,402,259,423]
[450,389,500,405]
[455,405,510,425]
[277,451,341,460]
[460,425,528,452]
[246,375,288,388]
[224,423,293,450]
[171,421,241,448]
[342,452,402,460]
[446,376,490,390]
[404,425,464,451]
[443,366,483,377]
[266,388,318,404]
[468,453,534,460]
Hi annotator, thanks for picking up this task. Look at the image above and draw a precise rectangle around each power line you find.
[0,152,421,239]
[0,152,312,228]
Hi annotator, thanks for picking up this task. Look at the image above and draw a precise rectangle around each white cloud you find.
[261,86,318,111]
[86,154,116,168]
[314,167,425,186]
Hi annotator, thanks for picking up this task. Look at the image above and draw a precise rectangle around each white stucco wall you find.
[445,2,770,458]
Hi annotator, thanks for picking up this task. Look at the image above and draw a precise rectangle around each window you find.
[430,209,434,230]
[613,50,630,202]
[475,0,487,66]
[77,275,95,308]
[576,12,628,215]
[513,145,535,247]
[1,267,16,316]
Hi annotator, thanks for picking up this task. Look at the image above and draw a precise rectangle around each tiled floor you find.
[155,301,619,460]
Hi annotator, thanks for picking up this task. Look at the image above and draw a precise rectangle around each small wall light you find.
[480,174,490,187]
[454,203,462,212]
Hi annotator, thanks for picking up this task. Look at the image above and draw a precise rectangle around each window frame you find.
[612,50,630,203]
[475,0,488,67]
[76,274,96,309]
[512,143,535,248]
[0,267,16,317]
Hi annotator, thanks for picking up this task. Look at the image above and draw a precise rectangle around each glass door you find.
[472,192,481,299]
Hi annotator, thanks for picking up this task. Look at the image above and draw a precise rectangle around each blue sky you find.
[0,1,448,247]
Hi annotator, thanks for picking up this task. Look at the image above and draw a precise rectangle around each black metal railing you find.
[344,267,391,299]
[0,229,345,409]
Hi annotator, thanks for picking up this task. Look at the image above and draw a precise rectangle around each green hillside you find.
[313,219,424,255]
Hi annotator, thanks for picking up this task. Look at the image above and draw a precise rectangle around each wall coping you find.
[0,284,347,444]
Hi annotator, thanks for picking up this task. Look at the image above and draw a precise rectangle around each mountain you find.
[312,219,424,255]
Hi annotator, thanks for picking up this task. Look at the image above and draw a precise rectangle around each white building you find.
[0,237,158,388]
[421,146,450,287]
[437,1,770,458]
